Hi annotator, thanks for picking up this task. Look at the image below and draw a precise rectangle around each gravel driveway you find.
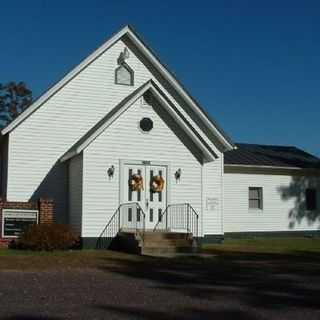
[0,252,320,320]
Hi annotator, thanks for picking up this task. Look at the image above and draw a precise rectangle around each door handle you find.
[146,199,149,208]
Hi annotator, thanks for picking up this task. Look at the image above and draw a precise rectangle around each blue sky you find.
[1,1,319,156]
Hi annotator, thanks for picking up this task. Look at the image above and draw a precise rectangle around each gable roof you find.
[60,80,218,162]
[1,25,234,151]
[225,143,320,169]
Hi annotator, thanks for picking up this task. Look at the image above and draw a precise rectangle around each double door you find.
[122,162,167,229]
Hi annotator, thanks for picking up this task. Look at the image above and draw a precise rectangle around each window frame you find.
[305,188,317,211]
[248,187,263,210]
[139,117,153,133]
[114,62,134,86]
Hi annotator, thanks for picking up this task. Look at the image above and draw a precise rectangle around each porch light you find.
[107,165,115,178]
[175,168,181,181]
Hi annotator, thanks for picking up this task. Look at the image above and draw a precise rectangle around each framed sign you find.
[206,198,219,211]
[2,209,38,238]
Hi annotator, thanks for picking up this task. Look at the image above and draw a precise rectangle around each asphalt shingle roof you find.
[224,143,320,169]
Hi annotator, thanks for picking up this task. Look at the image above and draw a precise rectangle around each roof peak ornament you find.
[118,47,130,65]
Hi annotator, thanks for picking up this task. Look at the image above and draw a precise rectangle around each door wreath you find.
[129,174,144,191]
[151,175,165,192]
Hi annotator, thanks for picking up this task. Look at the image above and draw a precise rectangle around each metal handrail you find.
[97,202,146,249]
[133,202,146,242]
[153,203,199,238]
[153,204,170,232]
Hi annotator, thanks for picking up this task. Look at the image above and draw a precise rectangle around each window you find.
[115,63,134,86]
[249,187,263,209]
[139,118,153,132]
[306,188,317,211]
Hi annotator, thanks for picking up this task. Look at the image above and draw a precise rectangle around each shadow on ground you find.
[97,250,320,315]
[2,317,61,320]
[95,305,260,320]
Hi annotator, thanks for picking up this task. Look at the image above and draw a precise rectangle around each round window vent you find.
[139,117,153,132]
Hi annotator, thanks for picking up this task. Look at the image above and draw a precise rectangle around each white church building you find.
[0,26,319,249]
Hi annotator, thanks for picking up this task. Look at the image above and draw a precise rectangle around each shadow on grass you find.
[2,316,61,320]
[95,305,260,320]
[202,248,320,263]
[98,250,320,312]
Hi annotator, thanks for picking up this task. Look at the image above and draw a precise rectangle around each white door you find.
[122,164,146,230]
[145,165,167,229]
[122,162,167,230]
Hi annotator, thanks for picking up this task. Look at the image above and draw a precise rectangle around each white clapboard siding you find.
[6,38,221,223]
[202,154,224,235]
[68,154,83,234]
[82,99,219,238]
[224,172,320,232]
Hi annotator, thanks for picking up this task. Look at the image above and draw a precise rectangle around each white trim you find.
[248,186,264,211]
[200,164,203,237]
[1,26,130,135]
[60,81,216,162]
[60,85,144,162]
[126,30,234,150]
[1,25,233,151]
[220,153,224,235]
[120,159,171,167]
[148,85,215,161]
[119,159,171,214]
[140,96,151,108]
[224,164,306,171]
[2,209,39,238]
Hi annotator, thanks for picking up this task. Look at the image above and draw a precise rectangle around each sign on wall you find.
[2,209,38,238]
[206,198,219,211]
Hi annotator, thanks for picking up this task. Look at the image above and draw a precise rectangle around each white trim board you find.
[60,80,217,163]
[1,25,234,151]
[1,26,129,136]
[225,164,305,170]
[224,164,320,176]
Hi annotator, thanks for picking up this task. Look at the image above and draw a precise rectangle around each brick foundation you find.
[0,198,54,246]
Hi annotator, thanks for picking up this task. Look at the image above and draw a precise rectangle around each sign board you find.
[2,209,38,238]
[206,198,219,211]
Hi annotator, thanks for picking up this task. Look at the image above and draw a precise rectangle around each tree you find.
[0,81,32,128]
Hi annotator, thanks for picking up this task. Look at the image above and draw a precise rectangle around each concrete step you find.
[142,238,193,248]
[141,245,199,257]
[142,231,192,241]
[114,230,199,257]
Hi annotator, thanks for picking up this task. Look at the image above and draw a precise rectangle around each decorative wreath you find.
[151,175,165,193]
[129,174,144,191]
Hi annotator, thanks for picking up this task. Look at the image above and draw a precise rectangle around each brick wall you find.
[0,198,54,246]
[38,199,54,224]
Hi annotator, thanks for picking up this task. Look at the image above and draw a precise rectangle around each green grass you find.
[0,237,320,271]
[0,248,140,271]
[203,237,320,254]
[0,248,70,256]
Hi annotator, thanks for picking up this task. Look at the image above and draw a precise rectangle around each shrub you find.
[13,224,80,251]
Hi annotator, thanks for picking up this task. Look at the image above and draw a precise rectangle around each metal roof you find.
[224,143,320,169]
